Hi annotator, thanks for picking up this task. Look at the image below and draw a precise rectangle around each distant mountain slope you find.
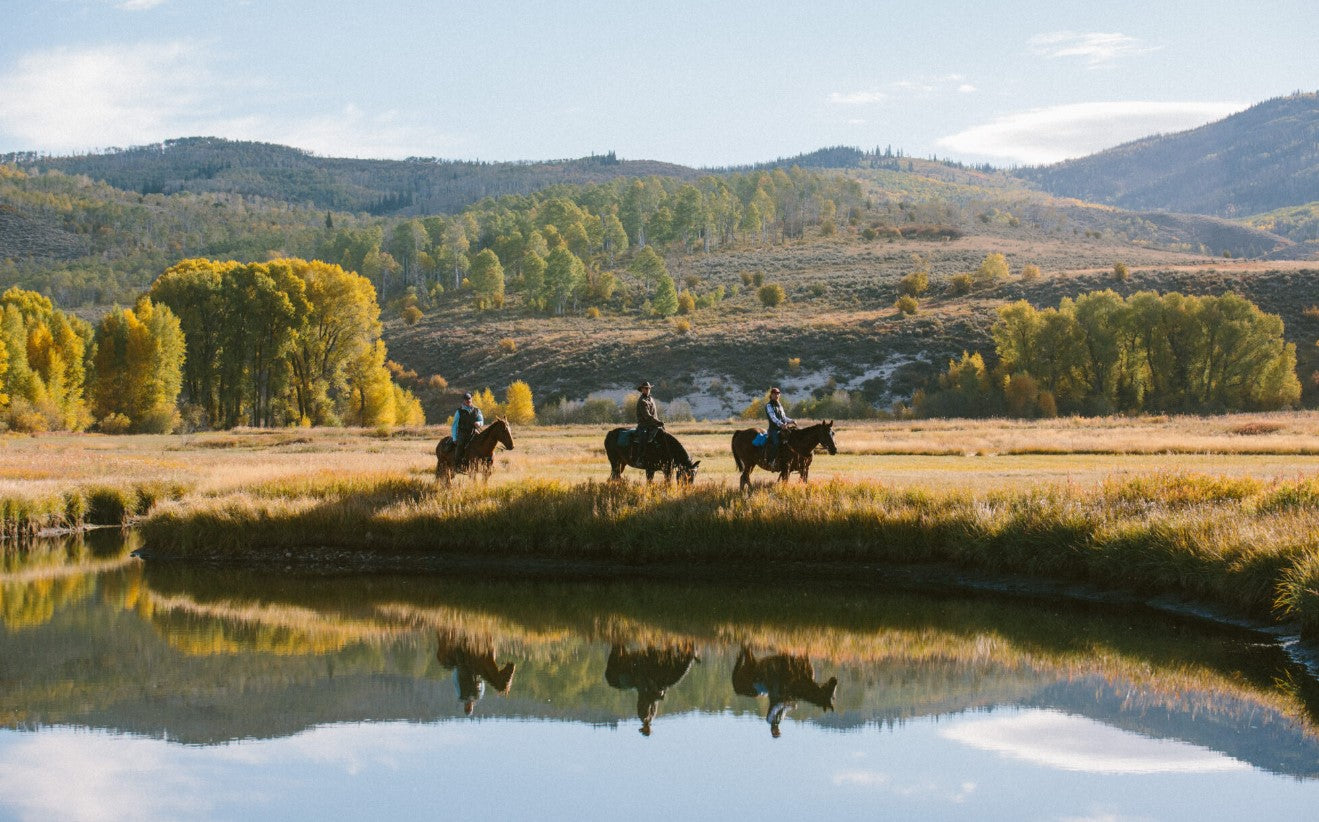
[2,137,701,216]
[1017,93,1319,217]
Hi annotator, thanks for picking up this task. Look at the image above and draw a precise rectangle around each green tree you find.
[543,247,584,315]
[468,249,506,310]
[652,272,679,316]
[521,251,547,310]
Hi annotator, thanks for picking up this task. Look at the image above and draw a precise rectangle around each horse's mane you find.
[659,429,692,465]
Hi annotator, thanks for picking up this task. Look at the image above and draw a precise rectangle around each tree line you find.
[0,258,424,433]
[917,290,1302,417]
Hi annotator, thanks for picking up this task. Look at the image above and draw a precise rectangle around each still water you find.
[3,532,1319,821]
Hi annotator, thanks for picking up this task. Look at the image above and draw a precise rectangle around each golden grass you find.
[2,411,1318,499]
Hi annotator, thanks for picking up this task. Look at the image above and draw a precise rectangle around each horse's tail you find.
[732,432,745,472]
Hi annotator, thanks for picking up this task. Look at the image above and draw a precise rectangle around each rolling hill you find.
[1016,92,1319,219]
[1,137,701,216]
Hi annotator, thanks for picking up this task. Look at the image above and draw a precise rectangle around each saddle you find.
[617,428,639,449]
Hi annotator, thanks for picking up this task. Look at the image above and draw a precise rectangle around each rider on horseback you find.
[452,392,484,470]
[765,387,796,469]
[631,381,664,465]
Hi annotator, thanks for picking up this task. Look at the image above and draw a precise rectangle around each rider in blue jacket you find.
[765,387,795,469]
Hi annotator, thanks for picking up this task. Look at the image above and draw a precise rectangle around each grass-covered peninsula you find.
[137,470,1319,635]
[6,415,1319,635]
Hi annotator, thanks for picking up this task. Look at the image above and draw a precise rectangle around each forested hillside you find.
[1,137,700,216]
[1018,93,1319,219]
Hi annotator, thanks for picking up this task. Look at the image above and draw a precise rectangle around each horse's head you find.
[491,417,514,450]
[676,459,701,486]
[822,420,836,455]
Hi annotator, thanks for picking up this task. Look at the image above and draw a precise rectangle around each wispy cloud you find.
[941,710,1251,774]
[829,91,887,105]
[829,75,974,106]
[115,0,169,9]
[0,43,459,157]
[1029,31,1158,67]
[936,100,1246,165]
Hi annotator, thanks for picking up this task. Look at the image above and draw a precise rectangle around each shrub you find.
[752,271,765,287]
[861,227,878,241]
[585,306,601,319]
[819,219,835,237]
[809,283,827,298]
[401,305,423,325]
[677,289,696,314]
[672,318,692,334]
[1114,261,1130,281]
[975,252,1009,285]
[664,398,695,422]
[895,295,919,315]
[86,486,134,525]
[498,337,517,354]
[787,357,802,375]
[758,283,786,307]
[427,374,449,391]
[537,397,623,425]
[899,270,928,297]
[136,405,179,434]
[97,413,133,435]
[949,273,973,296]
[1020,264,1041,282]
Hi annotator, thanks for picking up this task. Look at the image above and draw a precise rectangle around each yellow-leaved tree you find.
[503,380,535,425]
[92,297,186,433]
[1,287,92,431]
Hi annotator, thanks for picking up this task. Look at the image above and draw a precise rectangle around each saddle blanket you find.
[752,432,767,447]
[617,428,638,447]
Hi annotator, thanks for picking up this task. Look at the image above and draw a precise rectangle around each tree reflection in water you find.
[436,629,516,716]
[732,646,838,738]
[604,643,699,735]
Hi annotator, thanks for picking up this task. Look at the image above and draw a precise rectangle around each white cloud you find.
[829,91,887,105]
[1029,31,1158,67]
[115,0,168,10]
[935,100,1246,165]
[829,75,974,107]
[0,43,460,158]
[941,710,1252,774]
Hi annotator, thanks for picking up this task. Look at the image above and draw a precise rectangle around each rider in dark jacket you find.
[452,392,484,468]
[765,387,795,469]
[631,381,664,464]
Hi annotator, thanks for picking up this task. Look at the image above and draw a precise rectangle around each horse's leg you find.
[740,461,753,490]
[645,468,655,483]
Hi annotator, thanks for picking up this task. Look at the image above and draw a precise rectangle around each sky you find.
[0,0,1315,167]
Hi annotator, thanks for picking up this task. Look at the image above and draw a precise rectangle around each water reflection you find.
[732,647,838,738]
[3,533,1319,785]
[604,643,699,735]
[436,629,517,716]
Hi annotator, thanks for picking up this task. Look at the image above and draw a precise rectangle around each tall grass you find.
[2,480,189,542]
[141,472,1319,634]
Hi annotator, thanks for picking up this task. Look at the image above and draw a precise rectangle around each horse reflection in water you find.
[436,630,517,716]
[732,646,838,737]
[604,643,700,735]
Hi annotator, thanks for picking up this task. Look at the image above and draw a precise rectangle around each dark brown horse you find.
[604,427,700,485]
[605,642,699,735]
[731,646,838,737]
[435,417,514,484]
[730,420,836,489]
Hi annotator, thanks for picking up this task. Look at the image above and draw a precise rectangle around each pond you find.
[2,531,1319,821]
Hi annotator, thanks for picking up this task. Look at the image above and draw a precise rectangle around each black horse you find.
[604,427,700,484]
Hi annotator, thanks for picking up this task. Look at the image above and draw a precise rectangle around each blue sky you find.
[0,0,1314,166]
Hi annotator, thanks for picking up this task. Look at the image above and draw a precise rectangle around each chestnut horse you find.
[730,420,836,489]
[435,417,514,484]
